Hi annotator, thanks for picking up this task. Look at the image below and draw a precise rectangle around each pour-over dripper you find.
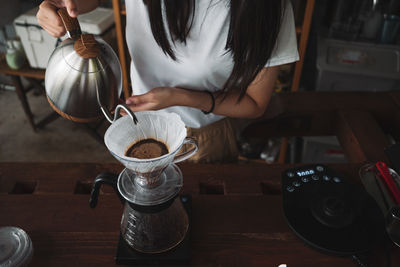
[104,111,198,188]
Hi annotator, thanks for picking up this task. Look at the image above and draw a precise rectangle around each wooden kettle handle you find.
[57,8,81,40]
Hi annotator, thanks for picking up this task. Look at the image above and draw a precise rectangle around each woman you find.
[37,0,299,162]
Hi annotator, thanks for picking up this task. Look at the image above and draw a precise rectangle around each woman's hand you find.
[37,0,99,37]
[37,0,78,37]
[125,87,179,112]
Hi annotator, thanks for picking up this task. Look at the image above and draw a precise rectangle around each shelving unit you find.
[291,0,315,92]
[111,0,130,99]
[278,0,316,163]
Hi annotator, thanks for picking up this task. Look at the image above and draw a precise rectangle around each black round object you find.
[282,165,386,256]
[310,195,355,229]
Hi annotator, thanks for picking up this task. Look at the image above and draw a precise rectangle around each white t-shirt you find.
[125,0,299,128]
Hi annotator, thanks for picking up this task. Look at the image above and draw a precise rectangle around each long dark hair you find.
[143,0,285,100]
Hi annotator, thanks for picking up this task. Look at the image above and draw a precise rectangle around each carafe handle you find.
[89,173,125,208]
[173,137,198,163]
[57,8,81,40]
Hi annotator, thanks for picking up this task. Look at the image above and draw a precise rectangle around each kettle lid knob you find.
[74,34,101,58]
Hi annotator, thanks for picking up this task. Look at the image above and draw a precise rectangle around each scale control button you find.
[286,186,295,192]
[333,177,341,183]
[301,177,310,183]
[293,180,301,187]
[287,172,295,178]
[316,165,324,172]
[312,175,319,181]
[323,175,330,181]
[181,196,189,203]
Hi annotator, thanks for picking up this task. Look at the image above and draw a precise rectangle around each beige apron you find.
[182,118,239,163]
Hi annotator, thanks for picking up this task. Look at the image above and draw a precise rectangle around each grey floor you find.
[0,88,117,163]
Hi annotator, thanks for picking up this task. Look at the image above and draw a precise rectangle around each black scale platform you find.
[282,164,385,256]
[115,195,191,265]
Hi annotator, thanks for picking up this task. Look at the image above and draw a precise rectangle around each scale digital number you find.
[296,169,315,177]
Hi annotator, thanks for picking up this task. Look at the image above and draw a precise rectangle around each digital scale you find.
[282,164,385,256]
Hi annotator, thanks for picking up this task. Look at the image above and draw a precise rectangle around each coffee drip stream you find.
[89,111,198,254]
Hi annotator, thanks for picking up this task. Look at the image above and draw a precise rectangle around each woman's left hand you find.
[125,87,178,112]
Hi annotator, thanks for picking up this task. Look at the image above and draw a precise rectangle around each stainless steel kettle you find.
[45,8,122,123]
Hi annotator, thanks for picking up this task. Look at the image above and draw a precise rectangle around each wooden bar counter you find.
[0,162,398,266]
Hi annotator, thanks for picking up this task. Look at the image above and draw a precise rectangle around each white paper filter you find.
[104,111,187,173]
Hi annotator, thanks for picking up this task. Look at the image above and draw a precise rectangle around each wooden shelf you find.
[278,0,315,163]
[112,0,130,99]
[291,0,315,93]
[0,60,44,79]
[120,6,126,15]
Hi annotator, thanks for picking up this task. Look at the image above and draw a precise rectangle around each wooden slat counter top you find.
[0,162,398,266]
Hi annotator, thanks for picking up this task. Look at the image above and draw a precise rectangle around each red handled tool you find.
[376,161,400,205]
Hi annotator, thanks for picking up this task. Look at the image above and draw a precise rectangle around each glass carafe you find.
[121,195,189,253]
[89,171,189,253]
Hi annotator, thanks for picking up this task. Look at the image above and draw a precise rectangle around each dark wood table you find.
[0,162,398,266]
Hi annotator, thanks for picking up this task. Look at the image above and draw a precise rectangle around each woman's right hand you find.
[37,0,79,37]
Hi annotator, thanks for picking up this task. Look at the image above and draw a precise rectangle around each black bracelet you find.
[202,90,215,114]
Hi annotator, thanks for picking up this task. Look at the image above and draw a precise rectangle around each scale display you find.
[296,169,315,177]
